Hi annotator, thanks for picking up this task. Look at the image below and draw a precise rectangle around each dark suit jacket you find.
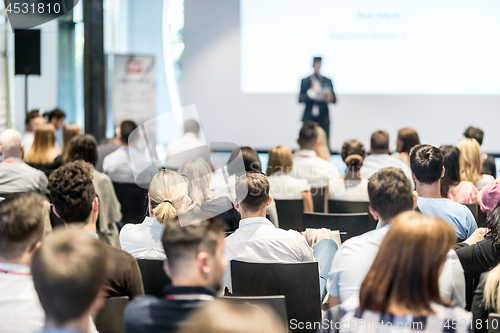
[299,74,336,122]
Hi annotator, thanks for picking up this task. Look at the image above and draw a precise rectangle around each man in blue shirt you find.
[410,144,478,240]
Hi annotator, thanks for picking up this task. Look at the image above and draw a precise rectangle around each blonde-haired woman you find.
[179,158,240,231]
[24,123,63,178]
[315,126,331,161]
[119,169,196,259]
[267,146,313,212]
[458,138,495,191]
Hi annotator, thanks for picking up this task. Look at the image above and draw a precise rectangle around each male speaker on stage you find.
[299,57,336,142]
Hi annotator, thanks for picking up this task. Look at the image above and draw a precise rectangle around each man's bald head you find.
[0,129,23,159]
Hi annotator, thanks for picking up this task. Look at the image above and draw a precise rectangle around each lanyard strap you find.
[0,269,31,276]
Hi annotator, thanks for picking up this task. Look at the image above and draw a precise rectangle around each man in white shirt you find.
[328,167,469,308]
[0,129,48,194]
[0,193,46,333]
[103,120,154,185]
[360,130,413,184]
[21,110,46,153]
[165,119,206,169]
[224,172,338,300]
[290,121,340,188]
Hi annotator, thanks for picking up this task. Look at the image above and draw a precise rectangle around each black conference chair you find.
[94,296,129,333]
[478,208,488,227]
[328,200,377,230]
[303,212,370,242]
[274,199,304,231]
[222,295,288,328]
[465,203,479,223]
[488,313,500,333]
[137,259,171,297]
[310,187,327,213]
[112,182,148,224]
[231,260,321,333]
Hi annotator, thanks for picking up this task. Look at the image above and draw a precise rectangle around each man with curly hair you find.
[47,160,144,299]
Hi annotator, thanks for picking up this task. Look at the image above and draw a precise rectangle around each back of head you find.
[370,130,390,154]
[464,126,484,146]
[46,108,66,122]
[458,138,482,184]
[228,147,261,174]
[119,120,138,145]
[47,160,96,223]
[31,228,107,325]
[25,109,43,128]
[235,172,270,213]
[485,202,500,249]
[0,129,22,158]
[24,123,57,164]
[409,144,443,184]
[178,158,216,209]
[397,128,420,154]
[149,169,190,225]
[368,167,413,222]
[267,146,293,176]
[0,193,46,261]
[298,121,318,150]
[315,126,331,161]
[178,299,286,333]
[440,145,461,198]
[360,212,456,314]
[62,124,82,160]
[161,215,225,274]
[184,119,200,135]
[65,134,99,166]
[341,139,366,170]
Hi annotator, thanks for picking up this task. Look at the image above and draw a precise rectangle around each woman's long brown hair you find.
[24,123,58,164]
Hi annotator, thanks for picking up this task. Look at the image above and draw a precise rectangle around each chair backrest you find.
[465,203,478,223]
[488,313,500,333]
[274,199,304,231]
[137,259,171,297]
[303,212,370,242]
[112,183,148,224]
[328,200,377,229]
[95,296,129,333]
[230,260,321,333]
[222,295,288,328]
[310,187,327,213]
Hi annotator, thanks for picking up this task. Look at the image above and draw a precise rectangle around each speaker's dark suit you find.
[299,74,336,140]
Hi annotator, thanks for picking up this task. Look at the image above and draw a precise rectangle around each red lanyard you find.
[1,159,17,163]
[0,269,31,276]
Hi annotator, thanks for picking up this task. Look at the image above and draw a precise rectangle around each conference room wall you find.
[182,0,500,153]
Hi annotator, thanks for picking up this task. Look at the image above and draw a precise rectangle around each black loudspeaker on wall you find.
[14,29,41,75]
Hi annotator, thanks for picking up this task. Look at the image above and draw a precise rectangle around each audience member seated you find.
[0,129,48,195]
[103,119,152,185]
[95,125,121,172]
[47,161,144,298]
[458,138,495,191]
[178,299,287,333]
[360,130,412,183]
[119,169,196,259]
[266,146,313,212]
[44,108,66,152]
[410,144,477,240]
[21,109,45,153]
[440,145,478,204]
[223,172,338,301]
[323,212,471,333]
[315,126,331,161]
[57,123,81,164]
[65,135,122,248]
[179,158,241,231]
[471,260,500,333]
[392,127,420,165]
[464,126,496,178]
[290,121,340,188]
[0,193,47,333]
[24,123,63,178]
[165,119,206,169]
[327,140,369,202]
[328,168,465,308]
[124,215,226,333]
[456,203,500,309]
[478,179,500,217]
[31,228,106,333]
